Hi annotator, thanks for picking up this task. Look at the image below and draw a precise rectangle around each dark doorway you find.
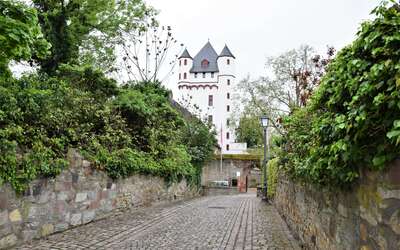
[231,178,238,187]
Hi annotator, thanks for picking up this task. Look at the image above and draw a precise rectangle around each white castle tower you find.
[177,42,247,154]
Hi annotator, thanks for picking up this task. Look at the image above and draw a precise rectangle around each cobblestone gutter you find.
[274,159,400,250]
[0,149,199,249]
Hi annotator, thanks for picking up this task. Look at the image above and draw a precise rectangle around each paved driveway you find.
[18,194,299,250]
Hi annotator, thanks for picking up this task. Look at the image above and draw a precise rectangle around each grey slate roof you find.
[178,49,192,59]
[190,42,219,73]
[219,45,235,59]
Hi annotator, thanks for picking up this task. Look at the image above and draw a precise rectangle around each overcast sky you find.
[145,0,382,95]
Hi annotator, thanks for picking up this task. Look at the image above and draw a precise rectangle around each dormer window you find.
[184,59,187,65]
[201,59,209,68]
[227,59,230,65]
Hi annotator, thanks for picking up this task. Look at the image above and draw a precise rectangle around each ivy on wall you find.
[279,2,400,188]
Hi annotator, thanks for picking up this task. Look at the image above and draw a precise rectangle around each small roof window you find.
[201,59,209,68]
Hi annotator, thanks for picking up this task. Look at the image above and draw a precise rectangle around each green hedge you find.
[279,2,400,188]
[213,154,262,161]
[0,70,216,192]
[267,158,279,199]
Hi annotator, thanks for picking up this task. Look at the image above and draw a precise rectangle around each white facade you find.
[176,42,247,154]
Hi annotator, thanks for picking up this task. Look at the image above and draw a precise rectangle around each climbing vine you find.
[279,2,400,188]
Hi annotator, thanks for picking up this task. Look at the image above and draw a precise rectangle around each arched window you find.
[179,73,181,80]
[184,73,187,79]
[226,144,230,151]
[227,59,230,65]
[179,60,181,66]
[226,132,230,139]
[201,59,209,68]
[227,93,230,99]
[227,105,230,112]
[184,59,187,65]
[227,79,230,85]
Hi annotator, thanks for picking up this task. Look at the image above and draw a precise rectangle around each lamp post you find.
[260,116,269,201]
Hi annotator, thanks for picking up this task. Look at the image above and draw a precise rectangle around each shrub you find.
[280,2,400,188]
[267,158,279,199]
[0,72,216,192]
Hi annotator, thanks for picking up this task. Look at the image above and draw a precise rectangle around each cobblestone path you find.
[18,194,299,250]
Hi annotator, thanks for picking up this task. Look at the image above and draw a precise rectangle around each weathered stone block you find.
[378,187,400,200]
[100,200,113,212]
[41,224,54,237]
[70,213,82,226]
[57,192,69,201]
[32,183,42,196]
[0,211,8,226]
[28,206,44,220]
[360,206,378,226]
[338,203,348,217]
[0,194,7,211]
[360,244,372,250]
[82,210,95,224]
[389,209,400,234]
[21,230,36,241]
[9,209,22,222]
[360,223,368,242]
[82,160,91,168]
[71,173,79,183]
[89,200,100,210]
[0,234,17,249]
[75,192,87,203]
[100,190,108,200]
[54,223,69,232]
[109,190,117,199]
[37,191,52,204]
[87,191,97,200]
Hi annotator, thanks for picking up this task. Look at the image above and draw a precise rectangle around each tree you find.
[119,22,184,83]
[233,45,335,134]
[235,115,263,148]
[32,0,155,73]
[0,0,49,79]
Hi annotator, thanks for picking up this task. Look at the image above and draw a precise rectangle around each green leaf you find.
[372,155,386,167]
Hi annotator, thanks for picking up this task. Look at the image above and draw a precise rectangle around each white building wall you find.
[177,52,246,154]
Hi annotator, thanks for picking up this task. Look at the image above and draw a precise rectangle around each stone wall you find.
[0,149,198,249]
[274,159,400,250]
[201,158,260,191]
[202,187,240,196]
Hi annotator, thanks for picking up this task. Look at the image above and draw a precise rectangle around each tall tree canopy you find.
[233,45,334,135]
[32,0,155,73]
[0,0,49,78]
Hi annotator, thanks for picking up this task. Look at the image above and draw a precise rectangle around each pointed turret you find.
[219,45,235,59]
[178,48,192,59]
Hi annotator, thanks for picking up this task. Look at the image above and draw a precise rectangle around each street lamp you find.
[260,116,269,201]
